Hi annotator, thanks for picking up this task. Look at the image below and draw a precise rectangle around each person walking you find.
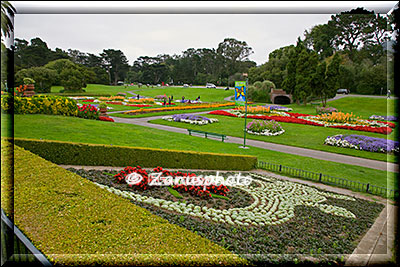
[387,89,391,99]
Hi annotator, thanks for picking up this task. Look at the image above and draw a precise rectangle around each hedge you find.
[3,141,247,266]
[12,138,258,171]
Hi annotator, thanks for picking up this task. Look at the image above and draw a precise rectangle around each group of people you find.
[180,95,200,103]
[163,95,174,105]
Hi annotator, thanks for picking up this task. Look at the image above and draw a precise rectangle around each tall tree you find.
[329,8,376,59]
[100,49,129,85]
[325,53,341,101]
[217,38,253,74]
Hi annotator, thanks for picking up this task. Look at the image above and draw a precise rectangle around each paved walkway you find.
[61,165,396,266]
[108,114,398,173]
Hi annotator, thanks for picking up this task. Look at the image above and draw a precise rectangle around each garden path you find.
[108,113,399,173]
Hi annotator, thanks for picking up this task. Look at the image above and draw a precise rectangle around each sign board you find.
[235,81,246,104]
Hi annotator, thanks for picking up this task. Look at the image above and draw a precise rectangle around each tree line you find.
[250,8,395,103]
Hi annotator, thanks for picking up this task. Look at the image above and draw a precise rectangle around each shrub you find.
[12,138,258,171]
[15,67,57,93]
[248,80,274,103]
[316,106,338,115]
[23,77,35,85]
[2,95,78,116]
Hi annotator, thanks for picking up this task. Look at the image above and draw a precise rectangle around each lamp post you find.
[239,73,249,149]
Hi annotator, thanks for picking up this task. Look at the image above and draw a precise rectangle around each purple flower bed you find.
[324,134,399,154]
[264,105,292,111]
[316,106,337,114]
[369,115,398,122]
[172,114,211,122]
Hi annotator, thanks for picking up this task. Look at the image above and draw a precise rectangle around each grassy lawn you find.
[4,114,395,190]
[150,115,397,163]
[128,87,233,103]
[50,84,233,103]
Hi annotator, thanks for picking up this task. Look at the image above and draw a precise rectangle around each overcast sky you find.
[11,1,398,66]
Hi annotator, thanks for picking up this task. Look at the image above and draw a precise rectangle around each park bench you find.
[187,129,227,142]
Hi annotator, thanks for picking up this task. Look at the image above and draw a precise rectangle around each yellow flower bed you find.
[98,96,126,101]
[315,112,362,124]
[127,98,155,104]
[124,102,234,114]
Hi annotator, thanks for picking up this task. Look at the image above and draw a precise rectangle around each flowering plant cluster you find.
[234,106,288,117]
[324,134,399,154]
[124,102,234,115]
[99,96,126,101]
[313,112,361,124]
[95,172,356,227]
[2,95,78,116]
[246,120,285,136]
[369,115,398,122]
[128,98,155,104]
[209,109,394,135]
[113,166,229,198]
[99,116,114,122]
[77,104,99,120]
[265,105,293,112]
[82,99,95,103]
[162,114,219,125]
[154,94,168,100]
[15,85,28,96]
[316,106,338,115]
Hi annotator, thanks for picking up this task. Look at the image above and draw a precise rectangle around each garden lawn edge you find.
[9,137,257,171]
[5,142,247,266]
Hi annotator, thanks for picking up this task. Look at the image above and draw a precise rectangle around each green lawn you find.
[4,114,395,190]
[150,115,397,163]
[50,84,234,103]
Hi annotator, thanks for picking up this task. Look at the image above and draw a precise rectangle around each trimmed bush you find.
[2,141,247,265]
[12,138,258,171]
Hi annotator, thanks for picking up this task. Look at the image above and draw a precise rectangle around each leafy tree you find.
[329,8,376,59]
[15,67,57,93]
[311,61,328,105]
[295,50,318,105]
[59,68,85,92]
[304,24,337,59]
[325,53,341,99]
[248,80,275,103]
[217,38,254,74]
[100,49,130,85]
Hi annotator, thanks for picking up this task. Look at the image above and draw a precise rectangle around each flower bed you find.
[209,110,394,135]
[316,106,337,115]
[265,104,293,112]
[99,116,114,122]
[162,114,219,125]
[69,168,384,264]
[234,106,289,117]
[99,96,125,101]
[246,120,285,136]
[77,104,99,120]
[82,99,95,103]
[124,103,234,115]
[128,98,155,104]
[324,134,399,154]
[369,115,398,122]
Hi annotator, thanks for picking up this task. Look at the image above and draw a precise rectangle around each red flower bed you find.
[114,166,229,198]
[375,121,396,128]
[106,101,124,105]
[99,116,114,122]
[82,99,95,102]
[330,125,392,135]
[208,110,238,117]
[210,110,393,134]
[162,103,176,106]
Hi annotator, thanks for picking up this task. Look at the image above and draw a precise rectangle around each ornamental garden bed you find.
[69,166,385,265]
[208,109,395,135]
